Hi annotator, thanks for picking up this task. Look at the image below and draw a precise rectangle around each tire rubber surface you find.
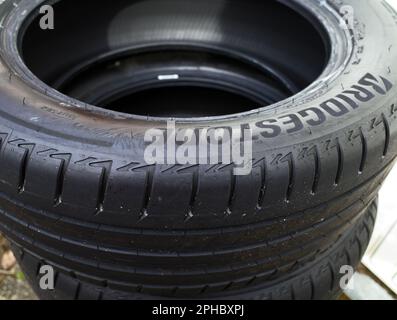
[0,0,396,300]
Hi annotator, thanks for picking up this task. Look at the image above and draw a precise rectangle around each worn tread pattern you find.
[0,97,395,231]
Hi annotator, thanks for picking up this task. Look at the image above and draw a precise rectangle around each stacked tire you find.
[0,0,396,300]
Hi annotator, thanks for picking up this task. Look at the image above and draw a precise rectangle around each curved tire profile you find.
[0,0,396,300]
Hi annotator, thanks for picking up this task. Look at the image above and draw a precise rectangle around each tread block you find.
[104,169,147,215]
[24,152,62,200]
[61,160,104,212]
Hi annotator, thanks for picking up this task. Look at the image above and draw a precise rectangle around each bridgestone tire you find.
[0,0,396,300]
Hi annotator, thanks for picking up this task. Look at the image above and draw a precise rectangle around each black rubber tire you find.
[0,0,397,300]
[10,199,378,300]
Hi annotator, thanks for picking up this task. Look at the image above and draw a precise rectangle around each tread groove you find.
[96,170,107,215]
[90,161,113,216]
[311,147,321,195]
[51,154,72,206]
[309,275,315,300]
[187,167,199,220]
[382,113,390,157]
[286,154,295,202]
[225,169,237,216]
[16,143,35,193]
[359,129,368,174]
[335,138,344,186]
[74,282,81,300]
[257,159,267,209]
[18,148,29,193]
[139,168,154,221]
[291,284,296,300]
[328,262,335,291]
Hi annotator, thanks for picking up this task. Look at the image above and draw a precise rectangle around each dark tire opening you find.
[104,86,262,118]
[20,0,329,118]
